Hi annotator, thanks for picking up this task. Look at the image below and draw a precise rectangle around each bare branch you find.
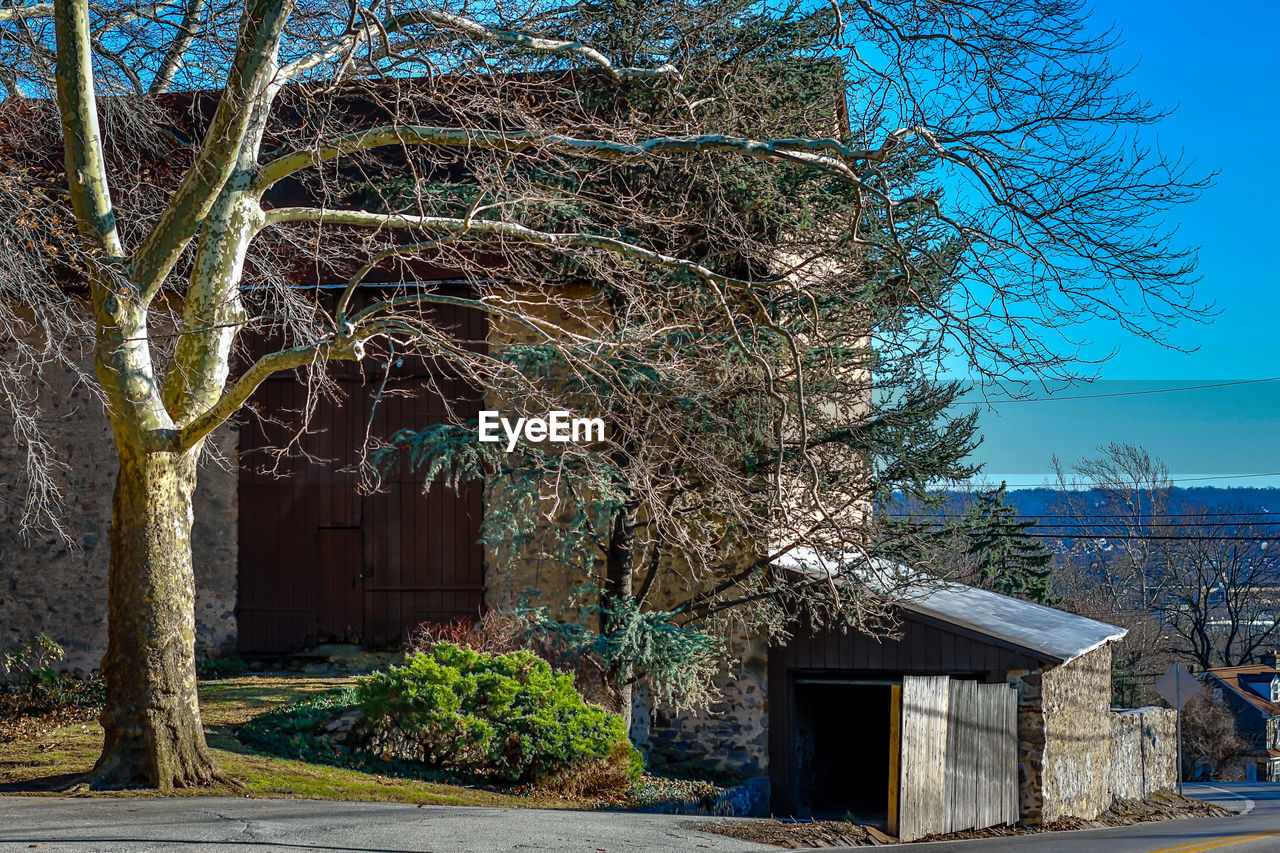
[129,0,293,299]
[0,3,52,22]
[263,206,784,289]
[177,332,370,450]
[51,0,123,258]
[255,126,874,191]
[280,7,678,81]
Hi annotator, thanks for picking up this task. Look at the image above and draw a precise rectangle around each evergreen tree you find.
[962,485,1057,605]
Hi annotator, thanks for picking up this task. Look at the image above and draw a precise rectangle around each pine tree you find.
[962,485,1057,605]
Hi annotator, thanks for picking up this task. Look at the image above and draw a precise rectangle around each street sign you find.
[1154,663,1202,796]
[1155,663,1202,710]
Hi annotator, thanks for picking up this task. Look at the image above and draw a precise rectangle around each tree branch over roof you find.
[255,127,877,191]
[262,206,785,289]
[0,3,52,22]
[128,0,293,299]
[280,6,679,81]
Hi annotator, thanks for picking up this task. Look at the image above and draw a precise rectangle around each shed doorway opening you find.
[794,680,894,823]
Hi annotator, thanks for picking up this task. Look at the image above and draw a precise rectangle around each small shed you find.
[766,573,1126,839]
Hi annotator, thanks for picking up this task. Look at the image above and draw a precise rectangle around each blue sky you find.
[963,0,1280,487]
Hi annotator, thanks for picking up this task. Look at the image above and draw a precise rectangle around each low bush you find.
[402,610,528,658]
[0,635,104,740]
[358,643,640,787]
[196,657,249,680]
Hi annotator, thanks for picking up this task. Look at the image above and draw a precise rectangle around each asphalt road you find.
[0,783,1271,852]
[0,796,775,852]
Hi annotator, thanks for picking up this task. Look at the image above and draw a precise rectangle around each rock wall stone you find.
[1010,667,1048,822]
[1110,706,1177,801]
[0,342,238,676]
[1011,645,1177,824]
[646,630,770,780]
[1038,644,1115,822]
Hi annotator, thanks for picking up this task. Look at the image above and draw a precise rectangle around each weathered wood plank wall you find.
[900,676,1019,841]
[898,675,950,842]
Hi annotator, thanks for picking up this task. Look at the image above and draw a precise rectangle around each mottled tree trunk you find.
[603,502,637,736]
[89,448,219,790]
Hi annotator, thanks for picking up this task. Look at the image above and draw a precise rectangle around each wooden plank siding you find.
[237,297,486,653]
[898,675,950,842]
[944,679,978,833]
[897,677,1018,841]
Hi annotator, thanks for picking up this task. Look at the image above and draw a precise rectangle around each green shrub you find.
[0,635,104,719]
[196,657,248,680]
[357,644,639,785]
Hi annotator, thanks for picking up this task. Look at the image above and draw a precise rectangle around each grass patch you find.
[0,674,568,808]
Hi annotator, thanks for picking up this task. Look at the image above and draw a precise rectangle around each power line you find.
[890,519,1280,529]
[1008,532,1280,537]
[982,472,1280,488]
[895,510,1280,521]
[972,377,1280,404]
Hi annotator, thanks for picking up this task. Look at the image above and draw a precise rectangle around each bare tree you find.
[1051,443,1173,612]
[0,0,1207,789]
[1162,508,1280,670]
[1049,445,1280,696]
[1049,443,1175,705]
[1181,691,1252,782]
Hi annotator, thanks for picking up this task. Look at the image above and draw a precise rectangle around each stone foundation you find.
[646,632,770,780]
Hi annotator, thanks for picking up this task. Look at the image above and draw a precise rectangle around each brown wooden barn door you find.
[237,296,486,654]
[317,527,364,643]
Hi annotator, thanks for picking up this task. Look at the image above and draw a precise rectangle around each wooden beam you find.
[887,683,902,837]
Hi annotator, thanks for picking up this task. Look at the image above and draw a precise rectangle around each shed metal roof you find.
[773,549,1126,666]
[898,581,1126,666]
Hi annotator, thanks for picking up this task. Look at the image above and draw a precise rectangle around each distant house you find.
[1201,654,1280,781]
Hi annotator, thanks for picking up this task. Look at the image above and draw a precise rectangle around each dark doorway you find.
[794,681,893,823]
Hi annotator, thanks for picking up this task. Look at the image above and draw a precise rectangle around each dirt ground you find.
[697,793,1231,848]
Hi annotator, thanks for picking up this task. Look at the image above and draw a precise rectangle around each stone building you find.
[1,307,1179,836]
[1,72,1176,836]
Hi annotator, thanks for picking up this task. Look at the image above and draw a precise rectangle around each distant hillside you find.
[1000,487,1280,518]
[888,487,1280,522]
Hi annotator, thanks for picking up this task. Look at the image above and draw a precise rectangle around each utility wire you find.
[973,377,1280,404]
[892,510,1280,521]
[889,520,1280,529]
[978,472,1280,488]
[1012,533,1280,542]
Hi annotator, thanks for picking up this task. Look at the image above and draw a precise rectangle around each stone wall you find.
[0,347,238,676]
[646,631,770,780]
[1010,667,1048,821]
[1012,645,1180,824]
[1110,707,1177,801]
[1038,643,1116,822]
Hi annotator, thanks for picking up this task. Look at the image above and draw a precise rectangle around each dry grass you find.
[0,674,570,809]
